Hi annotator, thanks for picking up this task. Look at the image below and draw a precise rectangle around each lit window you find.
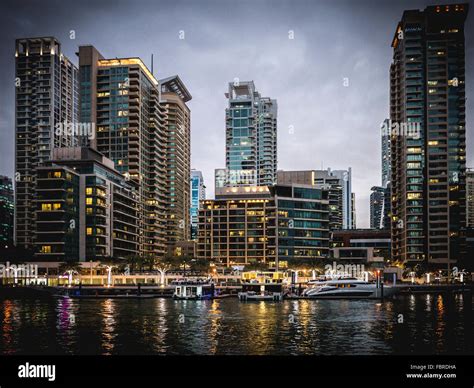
[86,227,93,235]
[86,197,93,205]
[41,203,52,211]
[407,193,421,200]
[41,246,51,253]
[86,187,93,195]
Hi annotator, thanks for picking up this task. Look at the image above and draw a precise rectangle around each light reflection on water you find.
[0,294,472,355]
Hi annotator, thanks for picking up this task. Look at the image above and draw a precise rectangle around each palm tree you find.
[155,257,172,285]
[58,262,83,285]
[143,254,157,272]
[189,258,210,275]
[244,261,269,272]
[124,255,142,273]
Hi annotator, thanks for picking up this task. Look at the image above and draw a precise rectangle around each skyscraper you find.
[78,46,168,258]
[390,4,468,266]
[15,37,79,250]
[370,186,385,229]
[190,170,206,241]
[160,76,192,248]
[467,168,474,228]
[0,176,14,247]
[224,81,277,187]
[381,118,392,188]
[315,168,353,230]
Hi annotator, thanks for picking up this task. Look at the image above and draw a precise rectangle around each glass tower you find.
[390,4,468,266]
[225,81,277,187]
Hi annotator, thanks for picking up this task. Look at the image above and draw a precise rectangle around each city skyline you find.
[0,0,473,229]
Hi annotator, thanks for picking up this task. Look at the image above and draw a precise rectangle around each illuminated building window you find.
[41,245,51,253]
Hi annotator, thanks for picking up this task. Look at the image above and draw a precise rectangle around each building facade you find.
[190,170,206,240]
[225,81,277,187]
[331,229,391,265]
[381,118,392,188]
[370,186,385,229]
[78,46,170,259]
[278,169,353,231]
[0,176,14,247]
[197,184,329,266]
[15,37,79,251]
[467,168,474,228]
[390,4,468,266]
[160,75,192,248]
[34,147,139,262]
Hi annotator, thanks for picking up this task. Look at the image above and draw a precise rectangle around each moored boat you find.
[172,278,215,300]
[238,271,285,301]
[302,278,397,299]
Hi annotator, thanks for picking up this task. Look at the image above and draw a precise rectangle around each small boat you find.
[302,278,397,299]
[172,278,215,300]
[238,271,285,301]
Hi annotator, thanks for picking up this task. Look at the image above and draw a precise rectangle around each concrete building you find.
[331,229,391,265]
[15,37,79,251]
[197,184,329,267]
[277,169,354,230]
[467,168,474,228]
[390,4,468,266]
[381,118,392,188]
[224,81,277,187]
[78,45,185,259]
[370,186,385,229]
[34,147,139,262]
[190,170,206,240]
[160,75,192,248]
[0,176,14,247]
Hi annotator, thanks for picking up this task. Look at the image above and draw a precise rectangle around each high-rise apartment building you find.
[370,186,385,229]
[78,46,169,258]
[390,4,468,266]
[224,81,277,187]
[190,170,206,240]
[381,118,392,188]
[467,168,474,228]
[15,37,79,250]
[0,176,14,247]
[34,147,139,261]
[160,76,192,248]
[314,169,353,230]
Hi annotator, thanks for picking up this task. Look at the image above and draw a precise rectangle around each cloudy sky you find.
[0,0,472,227]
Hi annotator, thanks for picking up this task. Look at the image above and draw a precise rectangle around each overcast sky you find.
[0,0,472,227]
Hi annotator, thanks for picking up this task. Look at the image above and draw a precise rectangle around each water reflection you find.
[100,299,116,355]
[0,294,472,355]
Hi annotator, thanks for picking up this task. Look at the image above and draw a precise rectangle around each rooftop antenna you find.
[151,53,154,75]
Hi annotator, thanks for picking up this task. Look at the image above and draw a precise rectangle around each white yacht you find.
[302,278,397,299]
